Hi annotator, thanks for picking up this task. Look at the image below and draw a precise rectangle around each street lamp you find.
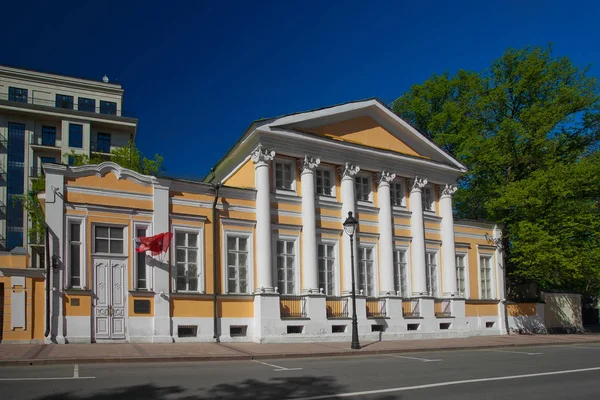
[343,211,360,350]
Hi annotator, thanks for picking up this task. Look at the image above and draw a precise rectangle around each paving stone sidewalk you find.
[2,333,600,366]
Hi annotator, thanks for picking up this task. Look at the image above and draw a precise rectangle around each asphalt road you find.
[1,343,600,399]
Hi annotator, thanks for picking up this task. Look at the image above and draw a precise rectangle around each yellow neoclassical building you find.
[1,99,508,344]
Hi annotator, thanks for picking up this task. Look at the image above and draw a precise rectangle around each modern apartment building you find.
[0,65,138,267]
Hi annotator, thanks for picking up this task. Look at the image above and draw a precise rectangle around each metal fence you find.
[434,299,452,317]
[280,295,307,319]
[326,296,349,318]
[402,299,420,317]
[366,297,387,318]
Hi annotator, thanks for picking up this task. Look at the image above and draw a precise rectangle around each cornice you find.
[44,162,157,186]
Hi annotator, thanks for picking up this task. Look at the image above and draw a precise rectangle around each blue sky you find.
[2,0,599,179]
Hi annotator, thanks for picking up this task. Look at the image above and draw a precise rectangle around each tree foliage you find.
[392,45,600,296]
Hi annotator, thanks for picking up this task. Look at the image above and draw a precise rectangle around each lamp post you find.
[343,211,360,350]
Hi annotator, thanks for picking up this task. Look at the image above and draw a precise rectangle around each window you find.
[69,222,82,287]
[456,254,467,297]
[78,97,95,112]
[8,87,28,103]
[96,133,111,153]
[426,251,438,297]
[40,156,55,164]
[276,239,296,294]
[318,243,336,295]
[480,255,493,299]
[227,236,249,293]
[136,227,148,290]
[56,94,73,109]
[67,155,75,166]
[391,181,406,207]
[69,124,83,148]
[355,175,371,202]
[315,168,334,196]
[422,185,434,211]
[175,231,199,292]
[41,126,56,147]
[6,122,25,250]
[393,249,408,297]
[100,100,117,115]
[358,246,375,296]
[274,160,294,190]
[94,226,124,254]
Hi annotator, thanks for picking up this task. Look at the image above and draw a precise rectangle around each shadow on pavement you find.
[33,376,400,400]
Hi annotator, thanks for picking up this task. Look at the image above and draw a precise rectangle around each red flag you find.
[136,232,173,256]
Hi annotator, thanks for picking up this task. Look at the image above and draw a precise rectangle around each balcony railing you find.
[30,134,59,148]
[0,93,135,118]
[90,141,112,154]
[280,295,306,319]
[434,299,452,317]
[366,297,387,318]
[402,299,420,317]
[326,296,349,319]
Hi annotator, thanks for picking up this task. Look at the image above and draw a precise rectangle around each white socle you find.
[409,176,428,296]
[299,156,320,293]
[338,163,360,295]
[440,184,458,297]
[377,171,396,296]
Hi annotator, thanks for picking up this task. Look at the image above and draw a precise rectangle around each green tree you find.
[392,45,600,296]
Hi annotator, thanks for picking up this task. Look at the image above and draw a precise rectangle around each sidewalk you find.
[2,333,600,366]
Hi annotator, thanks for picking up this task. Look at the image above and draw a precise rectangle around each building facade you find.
[2,99,507,344]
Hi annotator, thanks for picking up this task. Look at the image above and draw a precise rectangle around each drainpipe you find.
[44,225,51,338]
[211,181,221,342]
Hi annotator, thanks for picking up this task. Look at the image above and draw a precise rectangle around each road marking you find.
[251,359,303,372]
[288,366,600,400]
[73,364,79,378]
[486,349,542,356]
[383,354,441,362]
[0,377,95,381]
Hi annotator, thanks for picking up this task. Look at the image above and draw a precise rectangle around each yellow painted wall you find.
[64,293,92,317]
[465,302,499,317]
[67,172,153,194]
[223,158,255,189]
[218,298,254,318]
[172,298,214,317]
[507,303,537,317]
[0,254,29,268]
[306,116,425,158]
[66,192,153,210]
[1,276,38,341]
[33,279,45,339]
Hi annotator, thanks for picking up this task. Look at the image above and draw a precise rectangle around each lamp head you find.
[343,211,358,236]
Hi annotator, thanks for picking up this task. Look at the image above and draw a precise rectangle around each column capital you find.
[377,171,396,186]
[441,183,457,198]
[410,176,428,192]
[251,146,276,166]
[337,163,360,179]
[298,155,320,174]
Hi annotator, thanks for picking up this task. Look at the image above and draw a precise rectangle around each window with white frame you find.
[135,226,149,290]
[274,160,295,190]
[391,181,406,207]
[315,168,334,196]
[480,255,493,299]
[276,239,296,294]
[426,251,439,297]
[422,185,435,211]
[318,243,336,295]
[456,254,467,297]
[175,230,200,292]
[68,221,83,288]
[227,235,250,293]
[94,226,124,254]
[358,246,375,296]
[393,249,408,297]
[355,175,372,202]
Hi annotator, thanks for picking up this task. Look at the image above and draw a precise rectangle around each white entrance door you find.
[94,258,127,340]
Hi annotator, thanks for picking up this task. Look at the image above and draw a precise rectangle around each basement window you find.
[486,321,495,328]
[332,325,346,333]
[371,325,385,332]
[407,323,420,331]
[177,325,197,338]
[230,326,247,337]
[440,323,451,330]
[287,325,304,334]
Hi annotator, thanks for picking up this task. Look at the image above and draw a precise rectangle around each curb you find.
[2,338,600,367]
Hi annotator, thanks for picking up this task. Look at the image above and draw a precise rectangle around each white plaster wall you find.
[65,316,91,343]
[129,317,154,342]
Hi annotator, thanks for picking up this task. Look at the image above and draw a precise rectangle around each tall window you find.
[315,168,334,196]
[480,255,493,299]
[56,94,74,109]
[41,126,56,147]
[391,182,405,207]
[355,176,371,202]
[274,161,294,190]
[358,246,375,296]
[227,236,249,293]
[97,133,111,153]
[78,97,95,112]
[393,249,408,297]
[69,222,82,288]
[100,100,117,115]
[6,122,25,250]
[175,231,199,292]
[276,239,295,294]
[456,255,466,296]
[426,251,438,297]
[318,243,335,295]
[69,124,83,148]
[136,227,148,290]
[94,226,124,254]
[422,186,434,211]
[8,87,28,103]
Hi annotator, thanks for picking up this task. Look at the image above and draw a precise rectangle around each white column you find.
[440,184,459,297]
[251,146,276,293]
[153,179,172,342]
[338,163,360,295]
[377,171,396,296]
[409,176,428,296]
[299,155,320,293]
